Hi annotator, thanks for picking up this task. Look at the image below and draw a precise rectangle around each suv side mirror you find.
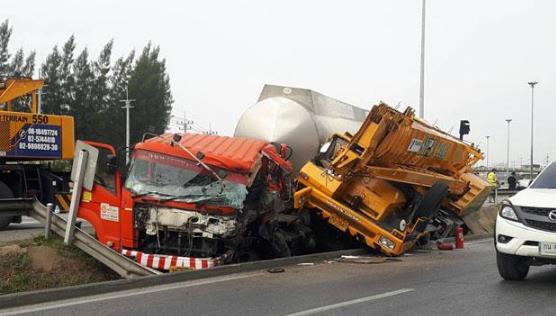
[105,154,118,174]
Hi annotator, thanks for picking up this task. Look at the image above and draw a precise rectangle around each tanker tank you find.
[234,85,368,172]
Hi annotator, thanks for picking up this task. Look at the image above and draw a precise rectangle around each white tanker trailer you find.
[234,85,368,172]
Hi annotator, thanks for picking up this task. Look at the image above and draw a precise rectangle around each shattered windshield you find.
[124,150,248,209]
[530,162,556,189]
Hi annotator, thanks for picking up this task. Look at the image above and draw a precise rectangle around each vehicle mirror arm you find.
[170,137,223,182]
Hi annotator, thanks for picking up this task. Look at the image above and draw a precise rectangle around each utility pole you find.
[203,122,218,135]
[418,0,426,119]
[528,81,538,180]
[120,86,135,165]
[505,119,512,172]
[180,110,194,132]
[485,135,490,169]
[37,87,45,114]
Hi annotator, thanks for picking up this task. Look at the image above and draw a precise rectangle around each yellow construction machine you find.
[0,77,74,228]
[294,103,492,256]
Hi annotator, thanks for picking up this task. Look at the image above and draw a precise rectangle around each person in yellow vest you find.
[487,168,499,202]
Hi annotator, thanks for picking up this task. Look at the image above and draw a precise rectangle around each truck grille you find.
[524,219,556,232]
[521,207,553,216]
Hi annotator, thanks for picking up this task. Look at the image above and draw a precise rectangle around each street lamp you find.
[528,81,538,181]
[418,0,426,118]
[485,135,490,169]
[505,119,512,173]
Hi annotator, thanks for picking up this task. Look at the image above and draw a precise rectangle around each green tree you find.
[9,48,23,76]
[8,49,35,76]
[92,40,113,112]
[72,48,95,140]
[103,51,135,148]
[22,51,36,77]
[6,49,36,111]
[36,35,173,149]
[40,46,63,114]
[59,35,76,114]
[127,43,173,147]
[0,19,11,75]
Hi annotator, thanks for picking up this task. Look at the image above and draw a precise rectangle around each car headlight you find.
[379,236,395,250]
[500,205,519,221]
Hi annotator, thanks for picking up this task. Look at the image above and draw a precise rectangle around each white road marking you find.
[0,273,261,315]
[285,288,415,316]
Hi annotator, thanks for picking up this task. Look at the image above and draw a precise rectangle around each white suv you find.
[495,161,556,280]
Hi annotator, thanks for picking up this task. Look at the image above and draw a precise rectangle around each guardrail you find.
[0,198,158,278]
[496,189,520,195]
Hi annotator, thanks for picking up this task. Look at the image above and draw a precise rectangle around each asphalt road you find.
[2,238,555,316]
[0,217,43,246]
[0,216,92,246]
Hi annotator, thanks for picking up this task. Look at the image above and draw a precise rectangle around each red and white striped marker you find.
[122,249,217,271]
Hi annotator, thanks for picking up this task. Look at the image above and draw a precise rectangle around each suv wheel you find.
[496,251,530,281]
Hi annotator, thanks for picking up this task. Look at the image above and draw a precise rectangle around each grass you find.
[0,235,119,295]
[0,253,33,294]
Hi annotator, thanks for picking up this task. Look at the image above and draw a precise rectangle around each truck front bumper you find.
[122,249,226,272]
[496,215,556,260]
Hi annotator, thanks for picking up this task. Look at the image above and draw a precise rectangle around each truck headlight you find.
[379,236,395,250]
[500,205,519,222]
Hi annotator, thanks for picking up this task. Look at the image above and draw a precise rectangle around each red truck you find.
[77,133,314,270]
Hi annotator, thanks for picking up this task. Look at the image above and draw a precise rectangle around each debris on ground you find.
[267,267,285,273]
[338,255,402,264]
[436,243,455,251]
[0,235,119,295]
[296,262,315,266]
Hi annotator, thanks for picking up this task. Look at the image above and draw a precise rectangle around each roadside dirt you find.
[0,235,119,295]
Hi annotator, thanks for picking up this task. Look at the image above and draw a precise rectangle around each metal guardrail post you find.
[64,149,89,245]
[44,203,53,240]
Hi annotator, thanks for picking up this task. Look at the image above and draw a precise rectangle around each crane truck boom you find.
[294,103,493,256]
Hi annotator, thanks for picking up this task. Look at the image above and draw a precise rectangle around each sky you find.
[4,0,555,167]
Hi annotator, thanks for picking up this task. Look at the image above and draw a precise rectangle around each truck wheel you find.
[496,251,530,281]
[0,181,14,230]
[414,182,449,220]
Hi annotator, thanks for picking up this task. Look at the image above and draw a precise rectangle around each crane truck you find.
[0,77,74,229]
[294,103,493,256]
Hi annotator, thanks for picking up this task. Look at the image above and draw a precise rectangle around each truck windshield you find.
[530,162,556,189]
[124,150,248,208]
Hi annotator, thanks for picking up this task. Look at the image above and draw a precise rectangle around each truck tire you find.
[496,251,530,281]
[414,182,449,220]
[0,181,14,230]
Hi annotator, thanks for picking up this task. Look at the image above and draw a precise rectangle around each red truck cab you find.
[77,133,314,269]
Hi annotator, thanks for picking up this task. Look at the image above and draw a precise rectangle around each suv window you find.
[530,162,556,189]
